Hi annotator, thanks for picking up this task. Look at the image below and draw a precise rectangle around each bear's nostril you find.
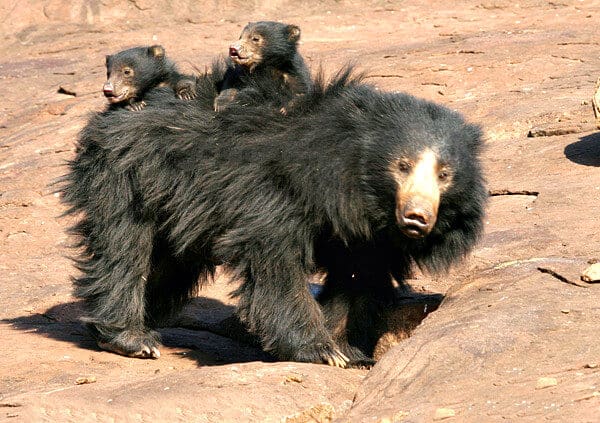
[103,82,114,97]
[403,210,429,226]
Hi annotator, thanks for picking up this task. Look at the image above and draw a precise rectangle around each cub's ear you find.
[148,45,165,58]
[287,25,301,42]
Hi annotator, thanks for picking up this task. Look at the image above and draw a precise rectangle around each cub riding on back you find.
[214,21,312,114]
[103,45,196,111]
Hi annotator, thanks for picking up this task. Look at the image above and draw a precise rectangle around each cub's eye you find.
[438,170,449,181]
[398,161,412,173]
[252,36,260,43]
[123,68,133,76]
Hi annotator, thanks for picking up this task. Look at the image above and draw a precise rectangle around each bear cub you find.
[103,45,196,111]
[214,21,312,113]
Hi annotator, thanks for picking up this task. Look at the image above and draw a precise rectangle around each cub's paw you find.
[126,100,146,111]
[176,80,197,100]
[213,89,238,112]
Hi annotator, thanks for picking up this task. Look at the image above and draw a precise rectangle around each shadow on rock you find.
[4,285,444,365]
[3,301,98,351]
[564,132,600,166]
[4,297,273,365]
[373,289,444,360]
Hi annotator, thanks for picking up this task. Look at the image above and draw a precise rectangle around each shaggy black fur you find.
[61,65,487,366]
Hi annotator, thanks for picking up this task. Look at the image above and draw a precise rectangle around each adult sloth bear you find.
[62,67,486,367]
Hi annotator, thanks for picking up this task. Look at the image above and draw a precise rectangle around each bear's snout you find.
[399,200,436,238]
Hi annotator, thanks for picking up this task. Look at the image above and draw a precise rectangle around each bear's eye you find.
[123,68,133,76]
[438,170,449,181]
[398,161,412,173]
[252,36,261,43]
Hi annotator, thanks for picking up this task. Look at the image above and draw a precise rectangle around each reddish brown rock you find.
[1,1,600,421]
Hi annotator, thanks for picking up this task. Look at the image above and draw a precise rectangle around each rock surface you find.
[1,1,600,421]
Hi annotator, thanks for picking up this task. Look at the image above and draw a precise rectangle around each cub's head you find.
[229,21,301,71]
[103,45,168,104]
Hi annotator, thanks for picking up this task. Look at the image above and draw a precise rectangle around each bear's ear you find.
[148,45,165,58]
[287,25,301,42]
[464,123,484,154]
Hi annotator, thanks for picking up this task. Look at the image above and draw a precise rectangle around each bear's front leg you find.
[234,260,349,368]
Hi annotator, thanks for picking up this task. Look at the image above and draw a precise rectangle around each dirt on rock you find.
[1,1,599,421]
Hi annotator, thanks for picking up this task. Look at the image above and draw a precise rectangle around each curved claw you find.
[130,346,160,359]
[97,335,160,359]
[178,92,196,101]
[325,349,350,368]
[126,101,146,112]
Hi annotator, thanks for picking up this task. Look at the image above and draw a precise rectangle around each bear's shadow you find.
[5,284,444,366]
[564,132,600,166]
[3,297,273,366]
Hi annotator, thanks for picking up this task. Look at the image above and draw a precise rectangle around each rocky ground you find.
[1,0,599,421]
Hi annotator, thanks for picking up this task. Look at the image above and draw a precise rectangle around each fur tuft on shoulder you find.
[310,63,367,99]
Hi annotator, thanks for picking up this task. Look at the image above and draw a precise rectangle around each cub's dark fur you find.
[214,21,311,113]
[103,45,196,111]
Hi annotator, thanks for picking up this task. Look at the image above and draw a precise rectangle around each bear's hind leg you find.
[74,219,160,358]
